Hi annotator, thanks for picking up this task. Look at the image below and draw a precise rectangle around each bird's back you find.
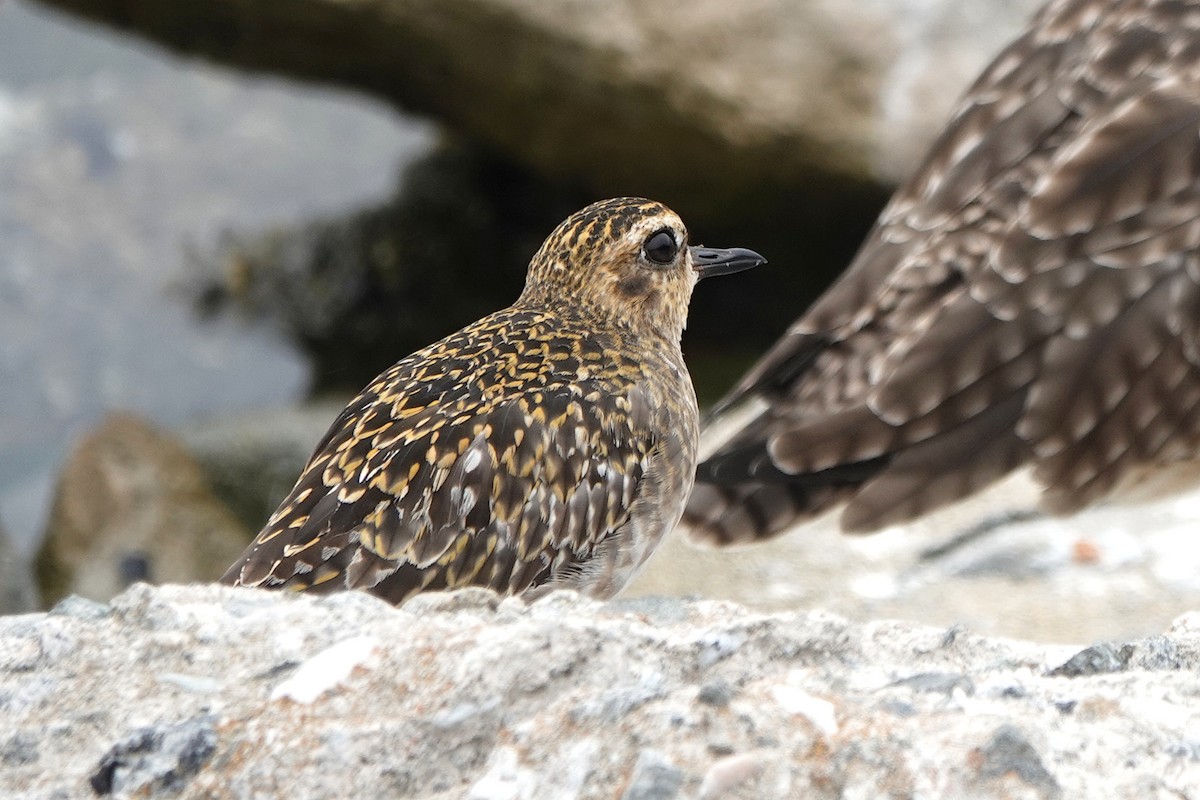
[223,304,697,604]
[688,0,1200,542]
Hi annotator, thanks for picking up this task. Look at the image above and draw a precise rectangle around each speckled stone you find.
[1,584,1200,798]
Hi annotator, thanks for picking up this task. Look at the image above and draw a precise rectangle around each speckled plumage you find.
[687,0,1200,543]
[223,198,763,604]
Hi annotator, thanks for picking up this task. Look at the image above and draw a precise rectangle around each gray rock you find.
[888,671,974,696]
[47,594,111,621]
[2,584,1200,797]
[621,750,684,800]
[32,0,1042,204]
[1048,644,1135,678]
[89,714,218,797]
[0,731,39,767]
[35,413,251,606]
[975,725,1060,799]
[695,679,736,708]
[0,0,432,554]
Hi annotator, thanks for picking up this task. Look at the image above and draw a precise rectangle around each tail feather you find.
[840,393,1029,531]
[683,481,846,546]
[687,390,1030,541]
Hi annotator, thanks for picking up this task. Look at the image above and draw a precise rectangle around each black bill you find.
[690,246,767,279]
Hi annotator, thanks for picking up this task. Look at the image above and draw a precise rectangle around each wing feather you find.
[688,0,1200,543]
[223,332,655,603]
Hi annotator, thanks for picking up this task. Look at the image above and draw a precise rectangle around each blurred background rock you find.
[10,0,1194,640]
[35,413,249,606]
[0,0,433,601]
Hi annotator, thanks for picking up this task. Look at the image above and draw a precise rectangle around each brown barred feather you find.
[689,0,1200,542]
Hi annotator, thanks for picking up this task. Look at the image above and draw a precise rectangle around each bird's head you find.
[518,197,764,341]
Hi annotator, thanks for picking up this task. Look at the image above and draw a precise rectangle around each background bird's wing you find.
[704,0,1090,428]
[223,361,655,604]
[689,0,1200,542]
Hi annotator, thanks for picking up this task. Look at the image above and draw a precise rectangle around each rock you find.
[88,713,218,796]
[34,413,250,606]
[621,750,684,800]
[974,726,1061,799]
[2,584,1200,798]
[32,0,1043,208]
[0,0,431,553]
[1048,644,1135,678]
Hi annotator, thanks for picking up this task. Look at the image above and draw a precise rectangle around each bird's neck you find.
[514,289,686,349]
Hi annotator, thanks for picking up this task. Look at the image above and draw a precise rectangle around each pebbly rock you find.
[2,583,1200,798]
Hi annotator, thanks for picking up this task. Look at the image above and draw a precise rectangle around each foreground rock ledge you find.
[3,585,1199,798]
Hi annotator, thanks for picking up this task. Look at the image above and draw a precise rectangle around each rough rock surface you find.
[33,0,1043,206]
[3,583,1200,798]
[35,414,250,607]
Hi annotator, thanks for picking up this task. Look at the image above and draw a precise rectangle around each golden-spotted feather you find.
[222,197,764,604]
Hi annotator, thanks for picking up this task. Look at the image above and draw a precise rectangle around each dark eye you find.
[642,229,679,265]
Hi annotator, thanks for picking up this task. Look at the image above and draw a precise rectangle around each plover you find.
[223,197,764,603]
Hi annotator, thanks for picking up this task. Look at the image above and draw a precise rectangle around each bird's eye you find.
[642,229,679,265]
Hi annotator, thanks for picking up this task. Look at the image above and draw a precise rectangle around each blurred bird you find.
[222,197,764,604]
[686,0,1200,544]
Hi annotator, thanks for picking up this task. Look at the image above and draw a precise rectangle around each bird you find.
[221,197,764,604]
[685,0,1200,545]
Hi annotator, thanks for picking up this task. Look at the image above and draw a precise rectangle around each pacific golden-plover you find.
[687,0,1200,543]
[222,197,764,603]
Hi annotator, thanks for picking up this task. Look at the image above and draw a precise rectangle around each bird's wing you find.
[690,0,1200,541]
[995,79,1200,509]
[777,76,1200,529]
[222,360,656,605]
[704,0,1088,426]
